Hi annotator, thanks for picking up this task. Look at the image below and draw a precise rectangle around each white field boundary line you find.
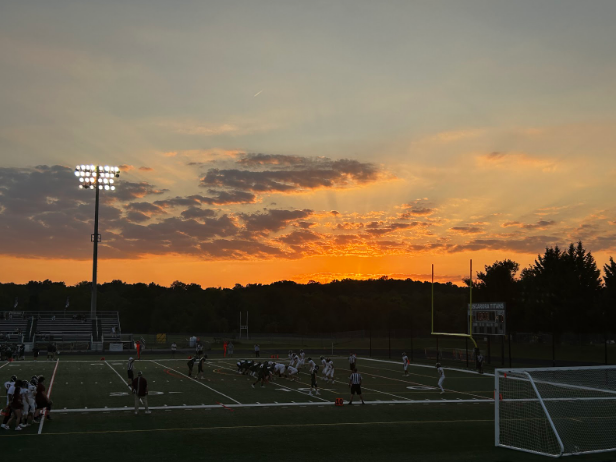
[37,359,59,435]
[51,398,494,413]
[211,361,330,403]
[104,361,143,405]
[358,366,490,401]
[360,357,495,377]
[151,360,241,405]
[0,362,10,371]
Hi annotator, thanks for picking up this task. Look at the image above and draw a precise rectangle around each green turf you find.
[1,356,614,461]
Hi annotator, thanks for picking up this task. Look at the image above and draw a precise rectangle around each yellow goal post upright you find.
[431,260,477,351]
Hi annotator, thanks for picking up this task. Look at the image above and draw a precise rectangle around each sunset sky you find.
[1,1,616,288]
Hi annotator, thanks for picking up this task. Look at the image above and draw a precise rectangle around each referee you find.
[348,367,365,405]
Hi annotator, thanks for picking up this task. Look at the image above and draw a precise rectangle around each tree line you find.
[1,241,614,336]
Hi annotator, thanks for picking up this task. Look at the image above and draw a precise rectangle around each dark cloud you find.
[278,230,321,245]
[125,211,150,223]
[112,181,168,201]
[125,202,167,215]
[449,226,484,235]
[399,207,434,218]
[180,207,217,220]
[200,157,381,193]
[364,221,428,236]
[153,191,256,208]
[239,209,313,233]
[236,153,306,167]
[502,220,556,229]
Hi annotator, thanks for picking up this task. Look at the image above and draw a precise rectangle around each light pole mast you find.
[75,164,120,323]
[91,174,100,319]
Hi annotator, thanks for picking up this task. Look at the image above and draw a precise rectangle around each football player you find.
[402,352,410,376]
[436,363,445,393]
[325,358,335,383]
[309,365,320,396]
[197,355,207,379]
[187,358,196,377]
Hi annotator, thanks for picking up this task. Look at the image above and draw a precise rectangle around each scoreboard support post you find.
[488,336,491,365]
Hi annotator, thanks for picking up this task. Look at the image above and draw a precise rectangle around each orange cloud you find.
[476,152,557,172]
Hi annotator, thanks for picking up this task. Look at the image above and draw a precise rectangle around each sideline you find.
[0,417,495,437]
[49,397,493,413]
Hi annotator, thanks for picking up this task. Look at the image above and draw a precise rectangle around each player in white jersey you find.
[288,350,294,364]
[306,357,316,373]
[23,377,37,427]
[436,363,445,393]
[325,359,335,383]
[296,350,305,369]
[292,354,300,370]
[286,365,299,381]
[274,362,286,377]
[320,356,328,378]
[402,352,410,376]
[4,375,17,405]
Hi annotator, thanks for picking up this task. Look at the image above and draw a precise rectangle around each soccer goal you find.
[495,366,616,458]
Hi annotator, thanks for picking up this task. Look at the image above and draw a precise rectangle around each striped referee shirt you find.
[350,372,362,385]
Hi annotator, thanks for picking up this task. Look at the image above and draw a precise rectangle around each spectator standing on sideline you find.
[171,342,177,358]
[228,341,234,357]
[47,343,54,360]
[136,340,142,360]
[223,341,228,357]
[254,344,260,358]
[33,345,39,361]
[348,368,365,405]
[132,371,150,415]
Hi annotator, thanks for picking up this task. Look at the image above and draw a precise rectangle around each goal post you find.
[495,366,616,458]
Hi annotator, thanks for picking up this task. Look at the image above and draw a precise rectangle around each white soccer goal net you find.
[495,366,616,458]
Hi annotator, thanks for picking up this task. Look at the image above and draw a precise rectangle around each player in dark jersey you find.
[249,361,261,378]
[251,362,269,388]
[309,365,320,396]
[187,358,196,377]
[33,376,52,422]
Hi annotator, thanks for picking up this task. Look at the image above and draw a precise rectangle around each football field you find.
[1,356,613,461]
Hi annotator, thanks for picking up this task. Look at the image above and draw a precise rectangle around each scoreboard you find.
[468,302,506,336]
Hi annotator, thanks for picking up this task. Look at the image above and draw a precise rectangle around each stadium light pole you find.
[74,164,120,321]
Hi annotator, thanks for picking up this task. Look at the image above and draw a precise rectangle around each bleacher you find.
[0,311,121,347]
[0,311,28,343]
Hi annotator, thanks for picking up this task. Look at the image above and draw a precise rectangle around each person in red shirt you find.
[132,371,150,415]
[136,340,142,360]
[223,341,228,357]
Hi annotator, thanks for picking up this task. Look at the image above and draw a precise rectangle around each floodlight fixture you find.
[73,164,121,321]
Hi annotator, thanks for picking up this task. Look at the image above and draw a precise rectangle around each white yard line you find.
[104,361,143,405]
[52,398,493,413]
[0,362,10,371]
[151,360,241,405]
[104,361,132,390]
[37,359,59,435]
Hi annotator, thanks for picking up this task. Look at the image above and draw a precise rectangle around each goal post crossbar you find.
[431,262,478,349]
